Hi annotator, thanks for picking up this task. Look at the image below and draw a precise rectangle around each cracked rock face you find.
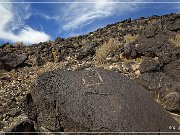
[27,68,178,132]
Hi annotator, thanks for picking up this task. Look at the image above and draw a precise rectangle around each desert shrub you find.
[52,51,57,59]
[14,41,24,47]
[0,72,4,77]
[124,34,138,45]
[95,38,120,63]
[148,19,157,25]
[169,34,180,47]
[4,44,11,48]
[9,70,18,79]
[73,43,80,48]
[51,42,55,47]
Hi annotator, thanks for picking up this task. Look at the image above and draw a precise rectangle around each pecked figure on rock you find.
[25,68,179,133]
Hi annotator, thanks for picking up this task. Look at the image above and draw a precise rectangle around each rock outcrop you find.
[0,13,180,133]
[0,53,28,71]
[26,68,178,133]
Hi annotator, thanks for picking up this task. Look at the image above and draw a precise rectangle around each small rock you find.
[0,75,11,81]
[7,119,37,133]
[7,109,21,117]
[35,54,45,67]
[144,25,158,38]
[111,55,119,63]
[124,42,137,59]
[0,121,5,129]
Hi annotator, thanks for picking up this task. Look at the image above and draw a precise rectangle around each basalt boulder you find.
[76,43,97,60]
[163,59,180,82]
[136,72,180,112]
[139,57,160,73]
[0,54,27,71]
[28,68,179,133]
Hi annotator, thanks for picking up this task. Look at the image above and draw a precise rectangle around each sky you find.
[0,0,180,45]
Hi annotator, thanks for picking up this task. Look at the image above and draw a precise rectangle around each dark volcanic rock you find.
[158,48,180,66]
[29,68,178,132]
[123,42,137,59]
[5,119,37,134]
[136,72,180,112]
[0,61,4,70]
[136,72,174,92]
[35,54,45,67]
[0,51,7,58]
[0,54,27,70]
[144,25,158,38]
[163,59,180,82]
[77,43,97,60]
[139,57,160,73]
[164,14,180,31]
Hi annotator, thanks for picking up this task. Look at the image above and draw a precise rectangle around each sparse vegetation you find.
[52,51,57,59]
[0,72,5,77]
[73,43,80,48]
[124,34,139,45]
[169,34,180,47]
[95,38,120,63]
[52,51,62,62]
[14,41,24,47]
[51,42,56,47]
[9,70,18,79]
[148,19,157,25]
[4,44,11,48]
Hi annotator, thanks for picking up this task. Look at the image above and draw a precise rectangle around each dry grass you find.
[148,19,157,25]
[124,34,138,45]
[52,51,57,59]
[169,34,180,47]
[95,38,120,63]
[14,42,24,47]
[4,44,11,48]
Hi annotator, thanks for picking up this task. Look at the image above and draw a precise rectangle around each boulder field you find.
[0,13,180,133]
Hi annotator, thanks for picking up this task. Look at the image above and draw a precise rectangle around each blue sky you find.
[0,0,180,45]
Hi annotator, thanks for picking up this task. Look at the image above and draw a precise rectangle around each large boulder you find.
[28,68,179,133]
[136,72,180,112]
[163,59,180,82]
[0,54,27,70]
[139,57,160,73]
[4,119,37,134]
[76,43,97,60]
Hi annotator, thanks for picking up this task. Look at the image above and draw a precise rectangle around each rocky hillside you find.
[0,13,180,132]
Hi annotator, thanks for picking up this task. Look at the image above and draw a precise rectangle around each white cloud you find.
[0,0,50,45]
[59,0,144,31]
[35,13,59,21]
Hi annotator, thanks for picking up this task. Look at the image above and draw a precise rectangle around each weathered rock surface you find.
[28,68,178,132]
[77,43,97,60]
[163,59,180,82]
[136,72,180,112]
[4,119,37,134]
[123,42,138,59]
[139,57,160,73]
[0,54,27,70]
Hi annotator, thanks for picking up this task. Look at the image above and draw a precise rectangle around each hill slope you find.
[0,13,180,132]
